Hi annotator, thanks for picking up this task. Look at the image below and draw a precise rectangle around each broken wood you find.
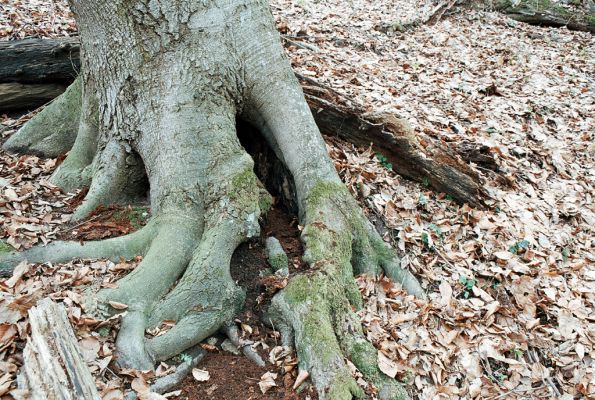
[14,298,100,400]
[2,38,490,206]
[426,0,459,26]
[0,38,79,112]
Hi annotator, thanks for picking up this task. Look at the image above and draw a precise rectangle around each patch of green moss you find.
[268,253,288,271]
[283,274,318,305]
[113,206,150,230]
[258,192,273,213]
[348,340,379,377]
[231,168,257,195]
[0,241,14,253]
[229,168,264,215]
[344,279,364,310]
[304,181,347,214]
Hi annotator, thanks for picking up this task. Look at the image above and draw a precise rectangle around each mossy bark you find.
[1,0,424,397]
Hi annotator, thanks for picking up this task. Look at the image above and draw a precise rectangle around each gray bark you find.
[3,36,488,205]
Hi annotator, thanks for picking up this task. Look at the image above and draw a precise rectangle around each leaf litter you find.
[1,0,594,399]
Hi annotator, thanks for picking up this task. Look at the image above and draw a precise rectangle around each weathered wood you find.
[15,298,100,400]
[504,10,594,33]
[0,38,80,84]
[0,82,67,111]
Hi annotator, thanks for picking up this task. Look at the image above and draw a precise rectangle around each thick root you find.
[95,164,268,369]
[50,77,99,192]
[0,222,156,277]
[268,180,422,399]
[3,77,82,157]
[91,216,202,369]
[270,274,366,400]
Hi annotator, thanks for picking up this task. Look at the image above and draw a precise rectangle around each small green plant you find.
[418,194,428,206]
[0,241,14,253]
[180,353,192,363]
[492,372,507,382]
[445,194,454,202]
[459,275,477,298]
[561,247,571,261]
[422,176,430,187]
[512,348,524,359]
[509,239,530,254]
[96,326,111,337]
[399,369,413,384]
[428,223,442,237]
[421,232,430,247]
[376,153,393,171]
[114,206,150,230]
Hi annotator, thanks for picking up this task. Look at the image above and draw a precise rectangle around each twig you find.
[527,348,561,397]
[124,349,205,400]
[223,324,266,367]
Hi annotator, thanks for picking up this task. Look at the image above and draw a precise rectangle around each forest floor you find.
[0,0,594,399]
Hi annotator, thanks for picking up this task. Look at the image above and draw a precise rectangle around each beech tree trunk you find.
[1,1,427,398]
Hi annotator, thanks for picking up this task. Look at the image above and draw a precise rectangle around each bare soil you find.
[176,205,317,399]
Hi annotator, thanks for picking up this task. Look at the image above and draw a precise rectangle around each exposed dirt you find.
[176,205,317,399]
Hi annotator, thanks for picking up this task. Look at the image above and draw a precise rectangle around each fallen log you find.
[0,38,80,84]
[14,298,100,400]
[301,82,489,207]
[495,0,595,33]
[1,38,490,206]
[0,82,67,111]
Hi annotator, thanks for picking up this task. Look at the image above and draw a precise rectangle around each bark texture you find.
[0,38,80,112]
[0,38,80,84]
[1,0,426,398]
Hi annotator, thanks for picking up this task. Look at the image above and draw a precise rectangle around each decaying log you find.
[0,38,80,84]
[495,0,595,33]
[0,82,67,111]
[0,38,79,112]
[300,78,490,207]
[1,38,490,206]
[15,298,100,400]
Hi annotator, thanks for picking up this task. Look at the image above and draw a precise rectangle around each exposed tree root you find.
[266,182,421,399]
[3,77,81,157]
[223,324,266,367]
[124,347,206,400]
[0,222,156,277]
